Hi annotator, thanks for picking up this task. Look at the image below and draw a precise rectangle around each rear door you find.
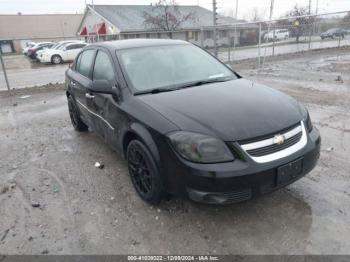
[67,48,96,127]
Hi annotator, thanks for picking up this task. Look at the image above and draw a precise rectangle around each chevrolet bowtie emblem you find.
[273,134,285,145]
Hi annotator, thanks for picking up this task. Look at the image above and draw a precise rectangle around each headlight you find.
[305,111,313,132]
[168,131,234,163]
[299,103,313,132]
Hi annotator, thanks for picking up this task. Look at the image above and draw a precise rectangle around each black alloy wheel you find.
[127,140,163,204]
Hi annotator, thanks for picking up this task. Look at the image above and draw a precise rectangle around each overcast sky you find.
[1,0,349,19]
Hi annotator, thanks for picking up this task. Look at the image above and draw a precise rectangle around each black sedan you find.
[320,28,346,40]
[65,39,321,205]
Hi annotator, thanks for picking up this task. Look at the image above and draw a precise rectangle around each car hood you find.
[137,79,304,141]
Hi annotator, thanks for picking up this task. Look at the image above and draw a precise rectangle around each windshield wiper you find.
[175,77,232,89]
[134,77,232,95]
[134,87,179,95]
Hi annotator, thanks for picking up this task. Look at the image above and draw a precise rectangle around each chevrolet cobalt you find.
[65,39,321,205]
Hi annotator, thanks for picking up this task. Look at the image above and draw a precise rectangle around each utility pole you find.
[269,0,275,57]
[313,0,319,35]
[0,51,10,92]
[213,0,218,57]
[232,0,238,61]
[261,0,274,70]
[309,0,312,15]
[308,0,312,50]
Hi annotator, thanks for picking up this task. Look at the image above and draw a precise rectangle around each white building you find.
[78,5,258,48]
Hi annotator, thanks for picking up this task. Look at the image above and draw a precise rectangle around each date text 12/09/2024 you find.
[127,255,219,261]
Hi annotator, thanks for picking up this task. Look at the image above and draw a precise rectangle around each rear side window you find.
[93,51,115,81]
[77,50,95,78]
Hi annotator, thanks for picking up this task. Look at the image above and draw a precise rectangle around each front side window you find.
[93,51,115,82]
[117,44,236,93]
[77,49,95,78]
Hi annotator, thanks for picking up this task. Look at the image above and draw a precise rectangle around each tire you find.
[67,96,88,132]
[127,140,164,204]
[51,55,62,64]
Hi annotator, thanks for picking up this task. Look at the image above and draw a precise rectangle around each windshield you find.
[57,44,69,50]
[55,42,75,50]
[117,44,237,93]
[50,43,60,49]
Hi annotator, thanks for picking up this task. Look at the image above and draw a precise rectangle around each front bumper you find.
[161,127,321,205]
[38,55,51,63]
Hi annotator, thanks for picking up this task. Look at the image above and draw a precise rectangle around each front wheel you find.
[51,55,62,64]
[127,140,164,204]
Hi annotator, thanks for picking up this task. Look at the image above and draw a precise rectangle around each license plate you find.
[277,158,303,186]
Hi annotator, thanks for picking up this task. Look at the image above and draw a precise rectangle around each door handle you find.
[85,93,95,99]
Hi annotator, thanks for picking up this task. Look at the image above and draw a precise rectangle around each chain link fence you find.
[203,11,350,69]
[1,11,349,92]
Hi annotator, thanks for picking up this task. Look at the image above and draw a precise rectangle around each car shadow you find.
[156,186,313,253]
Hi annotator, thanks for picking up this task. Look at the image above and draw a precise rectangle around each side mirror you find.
[90,80,121,97]
[90,80,112,93]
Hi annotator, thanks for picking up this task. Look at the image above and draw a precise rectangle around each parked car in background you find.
[65,39,320,205]
[27,42,55,59]
[264,29,289,41]
[35,40,83,60]
[38,42,86,64]
[22,42,36,55]
[320,28,346,40]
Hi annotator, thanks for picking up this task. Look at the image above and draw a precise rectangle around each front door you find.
[88,48,122,149]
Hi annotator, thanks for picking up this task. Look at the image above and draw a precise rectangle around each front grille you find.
[247,131,302,157]
[239,122,305,162]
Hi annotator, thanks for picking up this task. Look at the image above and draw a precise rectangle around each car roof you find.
[87,39,190,51]
[58,40,83,44]
[33,42,53,47]
[65,42,87,46]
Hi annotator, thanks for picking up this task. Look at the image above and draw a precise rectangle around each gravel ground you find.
[0,48,349,255]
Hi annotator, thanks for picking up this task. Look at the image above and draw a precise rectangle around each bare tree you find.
[344,11,350,22]
[142,0,195,38]
[245,7,266,22]
[285,4,314,42]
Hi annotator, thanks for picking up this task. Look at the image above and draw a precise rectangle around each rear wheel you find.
[68,96,88,132]
[51,55,62,64]
[127,140,164,204]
